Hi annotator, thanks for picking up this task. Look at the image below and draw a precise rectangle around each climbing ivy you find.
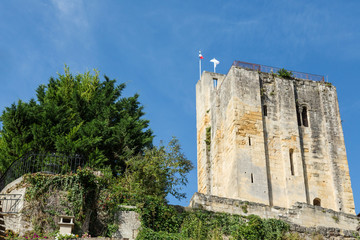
[136,200,290,240]
[205,126,211,151]
[21,167,116,237]
[19,168,289,240]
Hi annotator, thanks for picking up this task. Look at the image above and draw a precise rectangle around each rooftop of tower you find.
[232,60,325,82]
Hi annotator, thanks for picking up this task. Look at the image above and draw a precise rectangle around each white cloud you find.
[46,0,97,71]
[50,0,89,30]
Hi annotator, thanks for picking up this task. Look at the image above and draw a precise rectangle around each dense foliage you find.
[18,168,289,239]
[122,138,193,200]
[20,137,193,237]
[22,168,111,236]
[0,67,153,173]
[137,201,290,240]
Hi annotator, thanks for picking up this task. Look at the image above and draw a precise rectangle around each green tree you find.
[120,138,194,200]
[0,66,153,173]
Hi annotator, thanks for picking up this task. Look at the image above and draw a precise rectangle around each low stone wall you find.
[190,192,360,238]
[287,224,357,240]
[0,176,32,236]
[0,177,141,239]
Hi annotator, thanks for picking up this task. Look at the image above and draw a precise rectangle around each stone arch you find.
[313,198,321,207]
[301,106,309,127]
[296,103,310,127]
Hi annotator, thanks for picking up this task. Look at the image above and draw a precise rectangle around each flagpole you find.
[199,51,202,80]
[199,57,201,80]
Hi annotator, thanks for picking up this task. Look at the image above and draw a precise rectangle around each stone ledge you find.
[189,192,360,235]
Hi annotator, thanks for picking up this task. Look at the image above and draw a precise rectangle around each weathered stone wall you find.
[0,177,32,236]
[261,75,308,208]
[196,65,355,214]
[113,206,141,240]
[0,178,141,239]
[190,192,359,236]
[211,68,269,204]
[196,71,225,195]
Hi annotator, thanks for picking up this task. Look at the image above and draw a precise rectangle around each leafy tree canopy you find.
[119,138,194,201]
[0,66,154,173]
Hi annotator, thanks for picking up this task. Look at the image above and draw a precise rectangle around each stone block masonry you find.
[196,64,355,215]
[0,177,141,240]
[190,192,359,238]
[113,206,141,240]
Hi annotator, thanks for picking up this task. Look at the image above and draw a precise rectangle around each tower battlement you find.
[195,63,355,215]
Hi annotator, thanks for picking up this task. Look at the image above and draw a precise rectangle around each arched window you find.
[296,104,309,127]
[313,198,321,207]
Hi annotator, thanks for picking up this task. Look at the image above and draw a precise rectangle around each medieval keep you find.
[195,61,355,215]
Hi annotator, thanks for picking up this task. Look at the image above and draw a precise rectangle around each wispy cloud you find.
[46,0,97,71]
[50,0,89,31]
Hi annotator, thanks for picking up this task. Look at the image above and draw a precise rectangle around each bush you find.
[277,68,293,79]
[136,228,184,240]
[138,207,290,240]
[138,196,184,233]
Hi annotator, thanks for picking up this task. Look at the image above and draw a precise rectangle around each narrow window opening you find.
[302,106,309,127]
[289,149,294,176]
[213,78,218,89]
[248,137,251,146]
[296,104,301,126]
[263,105,267,116]
[313,198,321,207]
[251,173,254,183]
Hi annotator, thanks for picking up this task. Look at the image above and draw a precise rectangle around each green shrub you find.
[137,227,185,240]
[263,218,290,240]
[138,207,290,240]
[277,68,293,79]
[242,203,248,213]
[138,196,184,233]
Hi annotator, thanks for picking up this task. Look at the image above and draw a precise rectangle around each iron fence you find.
[0,153,85,191]
[232,60,325,82]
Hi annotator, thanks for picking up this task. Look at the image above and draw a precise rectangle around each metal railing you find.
[0,153,85,191]
[0,194,22,213]
[232,60,325,82]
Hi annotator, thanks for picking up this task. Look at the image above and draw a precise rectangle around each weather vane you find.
[210,58,220,73]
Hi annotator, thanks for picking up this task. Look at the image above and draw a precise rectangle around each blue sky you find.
[1,0,360,212]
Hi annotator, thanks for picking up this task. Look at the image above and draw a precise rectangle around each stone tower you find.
[196,61,355,214]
